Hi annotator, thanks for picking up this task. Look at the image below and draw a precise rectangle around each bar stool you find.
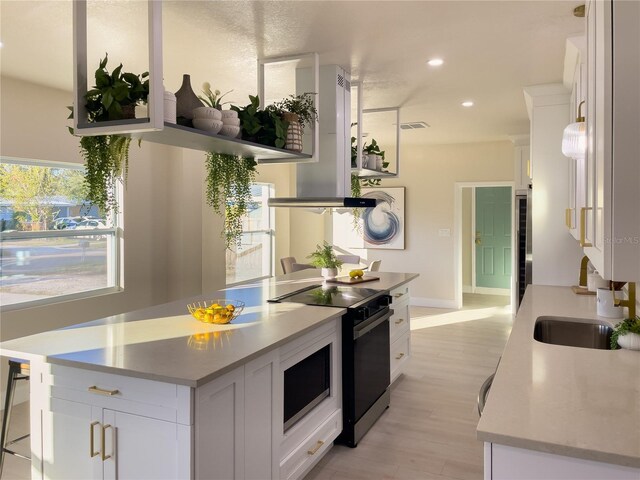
[0,360,30,476]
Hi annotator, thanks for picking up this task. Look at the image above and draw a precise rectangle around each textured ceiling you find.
[0,0,585,146]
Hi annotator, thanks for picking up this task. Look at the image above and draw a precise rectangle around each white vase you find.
[321,267,338,280]
[617,332,640,350]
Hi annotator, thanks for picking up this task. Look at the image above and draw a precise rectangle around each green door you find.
[475,187,512,289]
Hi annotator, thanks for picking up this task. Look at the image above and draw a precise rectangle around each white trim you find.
[0,286,123,312]
[410,297,458,309]
[462,285,473,294]
[473,287,511,296]
[471,186,477,291]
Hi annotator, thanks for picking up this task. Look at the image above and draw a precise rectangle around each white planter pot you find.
[617,332,640,350]
[321,267,338,280]
[193,107,222,121]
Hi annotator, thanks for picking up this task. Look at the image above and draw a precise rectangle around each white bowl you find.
[219,124,241,137]
[193,107,222,121]
[222,117,240,127]
[221,110,238,120]
[193,118,223,134]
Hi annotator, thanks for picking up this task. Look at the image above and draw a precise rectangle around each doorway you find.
[455,182,515,311]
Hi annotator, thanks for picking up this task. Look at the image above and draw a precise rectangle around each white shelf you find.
[351,167,398,179]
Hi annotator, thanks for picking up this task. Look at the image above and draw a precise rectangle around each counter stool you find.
[0,360,30,476]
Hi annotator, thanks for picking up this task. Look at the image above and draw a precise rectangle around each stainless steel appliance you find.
[515,188,532,310]
[269,285,392,447]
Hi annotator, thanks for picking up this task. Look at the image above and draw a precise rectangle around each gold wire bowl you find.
[187,299,245,324]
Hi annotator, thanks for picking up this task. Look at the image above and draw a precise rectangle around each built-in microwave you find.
[283,344,331,432]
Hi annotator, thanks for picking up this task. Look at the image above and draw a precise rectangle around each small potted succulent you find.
[308,242,343,280]
[268,93,318,152]
[611,316,640,350]
[193,82,232,132]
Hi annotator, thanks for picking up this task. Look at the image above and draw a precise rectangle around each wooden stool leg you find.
[0,362,20,476]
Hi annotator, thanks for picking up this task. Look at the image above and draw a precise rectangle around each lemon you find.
[349,269,364,279]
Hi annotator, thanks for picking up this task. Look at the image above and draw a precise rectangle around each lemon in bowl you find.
[187,299,245,324]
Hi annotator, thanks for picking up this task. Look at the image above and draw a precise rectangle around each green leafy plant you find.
[205,152,258,249]
[198,82,233,109]
[351,173,363,232]
[307,242,343,269]
[267,93,318,129]
[84,53,149,122]
[610,316,640,349]
[231,95,289,148]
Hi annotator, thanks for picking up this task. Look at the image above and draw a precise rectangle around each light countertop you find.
[477,285,640,468]
[1,271,417,388]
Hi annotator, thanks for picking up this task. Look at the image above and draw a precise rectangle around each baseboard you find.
[0,382,29,410]
[462,285,473,293]
[473,287,511,296]
[410,297,458,309]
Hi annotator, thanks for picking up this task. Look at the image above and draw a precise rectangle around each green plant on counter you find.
[267,93,318,129]
[231,95,289,149]
[205,152,258,249]
[307,242,343,269]
[610,316,640,349]
[84,53,149,122]
[199,82,233,109]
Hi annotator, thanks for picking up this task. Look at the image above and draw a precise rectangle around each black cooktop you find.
[268,284,383,308]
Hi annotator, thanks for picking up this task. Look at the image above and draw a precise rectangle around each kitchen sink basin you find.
[533,316,613,350]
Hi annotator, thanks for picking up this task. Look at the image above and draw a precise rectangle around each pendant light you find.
[562,100,586,159]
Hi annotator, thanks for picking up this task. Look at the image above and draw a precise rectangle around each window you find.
[226,183,274,285]
[0,158,120,308]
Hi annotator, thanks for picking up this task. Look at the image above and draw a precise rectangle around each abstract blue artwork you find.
[361,187,405,249]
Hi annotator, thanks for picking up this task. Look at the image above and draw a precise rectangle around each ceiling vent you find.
[400,121,430,130]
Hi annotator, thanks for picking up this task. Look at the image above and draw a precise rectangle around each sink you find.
[533,316,613,350]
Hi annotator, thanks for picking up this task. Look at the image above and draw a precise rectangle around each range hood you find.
[268,65,377,209]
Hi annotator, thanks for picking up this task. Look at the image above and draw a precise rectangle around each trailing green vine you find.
[610,316,640,349]
[205,152,258,249]
[351,173,363,232]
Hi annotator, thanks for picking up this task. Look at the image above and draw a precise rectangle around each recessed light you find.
[427,58,444,67]
[0,41,3,48]
[462,101,474,107]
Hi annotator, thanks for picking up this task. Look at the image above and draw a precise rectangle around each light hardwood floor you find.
[0,294,512,480]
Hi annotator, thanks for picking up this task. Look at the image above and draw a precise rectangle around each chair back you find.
[336,254,360,264]
[369,260,382,272]
[291,263,315,272]
[280,257,296,274]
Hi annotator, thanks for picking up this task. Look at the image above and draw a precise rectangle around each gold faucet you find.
[579,256,589,287]
[612,282,636,318]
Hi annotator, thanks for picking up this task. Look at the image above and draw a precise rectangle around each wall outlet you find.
[438,228,451,237]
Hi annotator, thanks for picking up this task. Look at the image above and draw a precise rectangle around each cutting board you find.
[571,285,596,295]
[326,276,380,285]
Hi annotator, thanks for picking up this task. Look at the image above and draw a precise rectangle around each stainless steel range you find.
[269,284,392,447]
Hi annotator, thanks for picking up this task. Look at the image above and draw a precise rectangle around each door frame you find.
[454,181,516,311]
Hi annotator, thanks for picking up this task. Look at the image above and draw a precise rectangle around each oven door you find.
[353,308,392,421]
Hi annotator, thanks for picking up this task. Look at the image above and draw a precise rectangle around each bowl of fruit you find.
[187,299,245,324]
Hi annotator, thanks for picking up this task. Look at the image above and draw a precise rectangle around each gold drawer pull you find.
[90,421,100,458]
[395,353,405,360]
[394,319,404,325]
[88,386,120,396]
[307,440,324,455]
[580,207,593,247]
[394,292,405,298]
[101,424,113,461]
[565,208,574,229]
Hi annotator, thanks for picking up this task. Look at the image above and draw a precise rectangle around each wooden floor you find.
[0,294,512,480]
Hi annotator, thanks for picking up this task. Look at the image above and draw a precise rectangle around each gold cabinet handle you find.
[307,440,324,455]
[88,386,120,396]
[565,208,574,229]
[394,292,405,298]
[101,424,113,461]
[395,352,405,360]
[394,318,404,325]
[90,421,100,458]
[580,207,593,247]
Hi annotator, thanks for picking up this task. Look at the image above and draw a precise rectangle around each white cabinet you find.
[485,443,640,480]
[583,0,640,280]
[513,144,531,191]
[39,365,192,480]
[390,284,411,383]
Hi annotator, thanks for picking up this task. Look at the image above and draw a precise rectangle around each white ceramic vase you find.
[193,107,222,121]
[617,332,640,350]
[321,267,338,280]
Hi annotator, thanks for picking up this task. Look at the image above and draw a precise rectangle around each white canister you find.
[596,288,624,319]
[164,89,177,123]
[587,271,609,292]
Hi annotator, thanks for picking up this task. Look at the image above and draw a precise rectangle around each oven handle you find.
[353,308,393,339]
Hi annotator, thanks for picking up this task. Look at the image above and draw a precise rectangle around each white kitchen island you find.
[1,271,417,480]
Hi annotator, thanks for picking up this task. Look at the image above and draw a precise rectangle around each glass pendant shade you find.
[562,121,587,159]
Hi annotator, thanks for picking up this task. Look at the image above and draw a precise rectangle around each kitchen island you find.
[1,270,417,480]
[477,285,640,479]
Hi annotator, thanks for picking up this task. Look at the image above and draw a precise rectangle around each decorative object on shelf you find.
[611,317,640,350]
[307,242,343,280]
[198,82,233,110]
[164,87,177,123]
[84,53,149,122]
[187,299,245,324]
[562,100,586,160]
[193,106,223,121]
[232,95,289,148]
[175,74,204,126]
[193,117,223,134]
[219,124,241,137]
[361,187,405,250]
[220,109,240,137]
[267,93,318,152]
[204,152,257,249]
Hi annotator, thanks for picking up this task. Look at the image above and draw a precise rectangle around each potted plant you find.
[363,139,385,171]
[268,93,318,152]
[611,316,640,350]
[232,95,289,148]
[204,152,258,249]
[84,53,149,122]
[193,82,233,130]
[307,242,343,280]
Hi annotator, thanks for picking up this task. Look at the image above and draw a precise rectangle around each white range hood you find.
[268,65,377,209]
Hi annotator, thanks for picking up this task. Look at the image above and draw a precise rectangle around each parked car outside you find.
[74,219,108,240]
[52,216,83,230]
